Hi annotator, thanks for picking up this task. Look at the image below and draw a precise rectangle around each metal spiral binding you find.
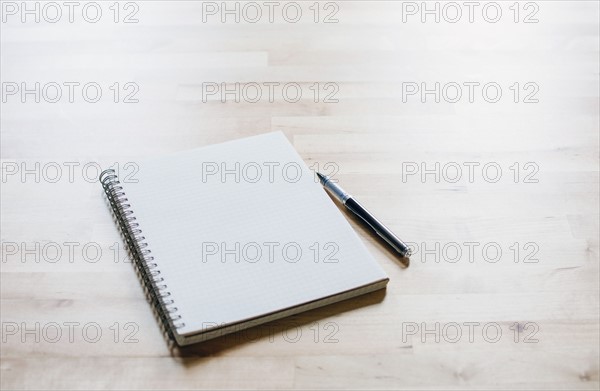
[99,169,185,334]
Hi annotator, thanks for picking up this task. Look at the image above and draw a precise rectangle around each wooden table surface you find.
[1,1,599,389]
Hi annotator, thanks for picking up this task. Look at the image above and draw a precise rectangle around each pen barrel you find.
[345,198,411,257]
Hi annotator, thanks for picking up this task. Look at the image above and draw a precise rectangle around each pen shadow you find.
[169,288,386,363]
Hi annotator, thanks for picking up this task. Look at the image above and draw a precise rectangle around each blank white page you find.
[123,132,388,336]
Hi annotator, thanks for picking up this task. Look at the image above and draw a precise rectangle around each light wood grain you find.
[1,1,598,389]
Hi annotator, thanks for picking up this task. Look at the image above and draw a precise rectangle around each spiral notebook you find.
[100,132,388,346]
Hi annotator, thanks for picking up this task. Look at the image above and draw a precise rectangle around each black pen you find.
[317,172,412,258]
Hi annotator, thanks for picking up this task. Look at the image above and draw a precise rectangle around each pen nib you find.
[316,172,327,185]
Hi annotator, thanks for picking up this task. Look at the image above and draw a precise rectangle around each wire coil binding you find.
[99,169,185,335]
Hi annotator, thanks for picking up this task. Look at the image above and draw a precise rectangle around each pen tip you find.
[316,172,327,184]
